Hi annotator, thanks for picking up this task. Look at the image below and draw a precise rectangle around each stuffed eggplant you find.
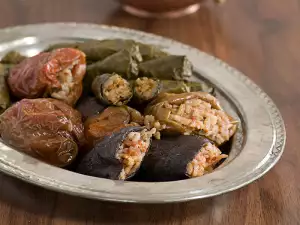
[0,64,11,113]
[8,48,86,106]
[84,106,144,146]
[92,73,133,106]
[0,98,85,167]
[77,126,156,180]
[139,55,192,80]
[139,135,227,182]
[145,92,237,145]
[75,96,106,121]
[0,51,26,64]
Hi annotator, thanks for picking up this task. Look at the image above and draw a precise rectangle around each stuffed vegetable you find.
[77,126,156,180]
[139,55,192,80]
[139,135,227,181]
[0,98,85,167]
[0,64,11,112]
[75,96,106,121]
[8,48,86,106]
[145,92,237,145]
[133,77,161,103]
[84,106,144,146]
[97,39,169,61]
[92,73,133,106]
[0,50,26,64]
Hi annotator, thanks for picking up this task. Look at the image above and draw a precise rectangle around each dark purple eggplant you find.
[139,135,227,182]
[76,126,153,180]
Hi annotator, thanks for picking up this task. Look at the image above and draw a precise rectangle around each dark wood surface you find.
[0,0,298,224]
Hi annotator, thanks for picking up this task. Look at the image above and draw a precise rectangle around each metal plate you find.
[0,23,286,203]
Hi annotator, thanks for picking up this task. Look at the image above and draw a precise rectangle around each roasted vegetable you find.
[0,51,26,64]
[77,126,155,180]
[8,48,86,106]
[145,92,237,145]
[84,48,141,92]
[0,98,85,167]
[133,77,161,103]
[139,55,192,80]
[84,106,144,146]
[92,73,133,106]
[0,64,11,112]
[75,96,106,121]
[139,135,227,182]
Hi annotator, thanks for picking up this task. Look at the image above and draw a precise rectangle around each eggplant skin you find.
[75,96,106,121]
[76,126,143,180]
[139,135,209,182]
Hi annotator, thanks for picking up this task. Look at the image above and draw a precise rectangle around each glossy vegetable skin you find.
[0,98,85,167]
[8,48,86,105]
[84,106,144,146]
[0,51,26,64]
[0,64,11,112]
[77,126,146,180]
[139,135,210,181]
[75,96,106,121]
[139,55,193,80]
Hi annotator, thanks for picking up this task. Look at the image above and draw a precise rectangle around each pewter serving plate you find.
[0,23,286,203]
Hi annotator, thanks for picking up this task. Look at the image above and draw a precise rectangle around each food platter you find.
[0,23,286,203]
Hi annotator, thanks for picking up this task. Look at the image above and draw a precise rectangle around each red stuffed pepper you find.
[8,48,86,106]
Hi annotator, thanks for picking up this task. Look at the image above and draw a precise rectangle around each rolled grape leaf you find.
[84,48,140,93]
[139,55,192,80]
[91,73,133,106]
[0,64,11,113]
[0,51,27,64]
[98,39,169,61]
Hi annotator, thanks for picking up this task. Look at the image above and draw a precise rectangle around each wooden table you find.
[0,0,298,224]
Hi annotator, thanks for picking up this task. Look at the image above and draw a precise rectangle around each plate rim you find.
[0,23,286,203]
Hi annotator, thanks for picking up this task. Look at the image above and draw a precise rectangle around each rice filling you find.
[117,128,156,180]
[186,142,227,178]
[135,77,159,100]
[146,98,237,145]
[51,61,78,100]
[103,75,132,105]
